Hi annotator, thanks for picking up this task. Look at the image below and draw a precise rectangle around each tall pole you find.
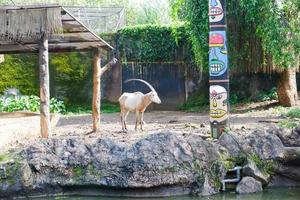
[39,34,51,138]
[92,48,101,133]
[208,0,229,139]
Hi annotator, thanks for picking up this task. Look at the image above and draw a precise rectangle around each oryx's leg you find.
[124,111,130,131]
[120,108,126,132]
[135,111,140,131]
[140,111,144,131]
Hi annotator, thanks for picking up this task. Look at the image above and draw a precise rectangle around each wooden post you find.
[92,48,101,132]
[39,34,51,138]
[209,0,230,139]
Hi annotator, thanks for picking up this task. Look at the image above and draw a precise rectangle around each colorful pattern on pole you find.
[209,0,229,139]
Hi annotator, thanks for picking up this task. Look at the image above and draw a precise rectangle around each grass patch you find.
[275,107,300,129]
[249,153,276,176]
[278,119,298,129]
[0,153,10,162]
[286,108,300,118]
[65,101,120,115]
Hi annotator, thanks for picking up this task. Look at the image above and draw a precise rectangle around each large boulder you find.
[240,129,285,161]
[276,164,300,182]
[269,175,300,187]
[236,176,263,194]
[0,132,229,198]
[275,127,300,147]
[218,133,242,157]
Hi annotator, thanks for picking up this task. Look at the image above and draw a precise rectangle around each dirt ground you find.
[0,100,284,153]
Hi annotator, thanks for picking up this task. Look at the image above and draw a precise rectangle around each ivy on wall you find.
[0,52,92,103]
[116,24,194,62]
[170,0,300,70]
[0,54,39,95]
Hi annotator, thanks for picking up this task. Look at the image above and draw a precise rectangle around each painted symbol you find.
[209,0,224,23]
[209,31,228,76]
[210,85,228,123]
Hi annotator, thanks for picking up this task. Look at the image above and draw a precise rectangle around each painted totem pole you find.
[209,0,229,139]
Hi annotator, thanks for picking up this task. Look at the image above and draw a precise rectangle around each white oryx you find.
[118,79,161,132]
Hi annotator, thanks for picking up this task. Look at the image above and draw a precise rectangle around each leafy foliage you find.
[0,95,66,113]
[50,52,92,103]
[65,101,120,114]
[170,0,300,69]
[257,87,278,101]
[117,24,193,62]
[179,91,209,112]
[0,54,39,95]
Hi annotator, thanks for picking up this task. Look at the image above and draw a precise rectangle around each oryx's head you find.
[124,79,161,104]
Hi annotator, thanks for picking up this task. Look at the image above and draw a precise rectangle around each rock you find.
[0,132,229,198]
[218,133,242,157]
[236,176,263,194]
[242,159,270,186]
[276,164,300,182]
[241,129,285,161]
[269,175,300,187]
[275,127,300,147]
[283,147,300,165]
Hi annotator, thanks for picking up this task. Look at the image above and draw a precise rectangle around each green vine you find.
[117,24,194,62]
[170,0,300,70]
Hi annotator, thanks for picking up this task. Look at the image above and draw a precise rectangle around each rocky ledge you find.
[1,126,300,198]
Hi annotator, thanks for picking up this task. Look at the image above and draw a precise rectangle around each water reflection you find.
[34,187,300,200]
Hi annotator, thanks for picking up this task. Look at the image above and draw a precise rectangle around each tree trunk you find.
[39,35,51,138]
[277,68,298,107]
[92,49,101,133]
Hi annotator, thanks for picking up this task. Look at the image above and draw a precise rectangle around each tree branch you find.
[100,58,119,76]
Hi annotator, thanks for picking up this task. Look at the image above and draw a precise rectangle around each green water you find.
[34,187,300,200]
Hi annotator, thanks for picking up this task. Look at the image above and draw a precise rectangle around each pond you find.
[33,187,300,200]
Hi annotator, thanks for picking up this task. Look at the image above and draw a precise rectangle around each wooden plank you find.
[1,4,60,10]
[39,35,51,138]
[50,32,98,43]
[92,48,101,133]
[62,21,88,33]
[0,41,109,53]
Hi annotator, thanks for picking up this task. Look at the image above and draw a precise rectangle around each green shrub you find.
[229,94,239,105]
[65,101,120,115]
[179,92,209,112]
[117,24,194,62]
[0,96,66,113]
[0,55,39,95]
[257,87,278,101]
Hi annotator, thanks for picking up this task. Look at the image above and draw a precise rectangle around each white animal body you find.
[119,79,161,132]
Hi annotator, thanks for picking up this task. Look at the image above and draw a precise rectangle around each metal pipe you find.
[221,166,242,191]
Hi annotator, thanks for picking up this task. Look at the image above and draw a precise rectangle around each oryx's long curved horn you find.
[124,79,156,92]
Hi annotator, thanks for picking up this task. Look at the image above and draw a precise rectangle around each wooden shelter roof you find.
[0,4,113,54]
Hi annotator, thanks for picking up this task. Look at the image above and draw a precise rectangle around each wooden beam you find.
[39,34,51,138]
[92,49,101,132]
[0,41,109,54]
